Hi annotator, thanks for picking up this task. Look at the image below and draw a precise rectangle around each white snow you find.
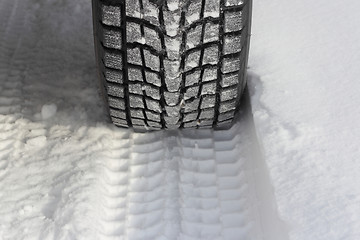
[167,1,179,12]
[249,0,360,239]
[0,0,360,239]
[41,104,57,120]
[26,135,47,147]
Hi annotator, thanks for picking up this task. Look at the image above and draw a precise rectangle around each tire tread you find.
[93,0,251,129]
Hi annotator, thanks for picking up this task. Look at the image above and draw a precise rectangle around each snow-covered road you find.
[0,0,285,239]
[2,0,360,239]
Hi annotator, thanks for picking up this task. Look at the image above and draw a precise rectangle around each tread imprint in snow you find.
[95,0,251,129]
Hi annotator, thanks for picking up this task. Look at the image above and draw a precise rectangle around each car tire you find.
[92,0,252,130]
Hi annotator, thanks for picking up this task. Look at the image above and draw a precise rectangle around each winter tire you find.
[92,0,252,130]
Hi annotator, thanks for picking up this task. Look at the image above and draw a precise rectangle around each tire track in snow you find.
[97,93,287,239]
[97,130,182,239]
[97,131,133,237]
[177,130,225,239]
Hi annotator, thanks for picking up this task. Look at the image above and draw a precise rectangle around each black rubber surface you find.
[92,0,252,130]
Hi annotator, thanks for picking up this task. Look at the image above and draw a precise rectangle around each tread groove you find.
[120,1,132,127]
[158,4,167,128]
[195,0,208,128]
[138,0,150,128]
[178,3,188,128]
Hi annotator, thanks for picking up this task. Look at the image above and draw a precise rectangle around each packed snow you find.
[0,0,359,240]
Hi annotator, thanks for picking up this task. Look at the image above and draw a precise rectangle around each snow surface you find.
[0,0,284,239]
[0,0,359,239]
[249,1,360,240]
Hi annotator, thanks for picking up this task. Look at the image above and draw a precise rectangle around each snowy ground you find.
[0,0,360,240]
[249,1,360,240]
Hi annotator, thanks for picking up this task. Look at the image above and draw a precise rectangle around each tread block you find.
[164,60,181,79]
[103,29,122,50]
[101,4,121,27]
[130,109,145,119]
[203,67,218,82]
[223,34,243,55]
[109,109,127,119]
[145,71,161,87]
[201,95,216,108]
[126,22,142,44]
[184,86,199,100]
[221,72,239,87]
[164,115,180,125]
[220,87,238,101]
[219,99,237,113]
[199,108,215,119]
[147,121,162,128]
[164,92,180,106]
[165,105,181,117]
[224,10,243,33]
[144,27,162,52]
[129,94,144,108]
[201,82,217,95]
[125,0,141,18]
[143,85,161,100]
[163,9,181,37]
[203,23,219,43]
[185,0,202,26]
[104,69,123,84]
[197,119,213,127]
[145,110,161,122]
[185,70,201,87]
[218,110,235,122]
[108,97,126,110]
[143,0,160,25]
[186,25,202,49]
[165,37,182,60]
[185,51,201,71]
[128,67,143,81]
[127,48,142,65]
[203,46,219,65]
[111,117,128,127]
[104,51,122,70]
[107,83,124,98]
[184,121,199,128]
[222,57,241,74]
[132,118,146,126]
[184,98,200,113]
[165,76,182,93]
[184,112,198,122]
[144,50,160,71]
[146,98,162,113]
[204,0,220,18]
[129,83,143,95]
